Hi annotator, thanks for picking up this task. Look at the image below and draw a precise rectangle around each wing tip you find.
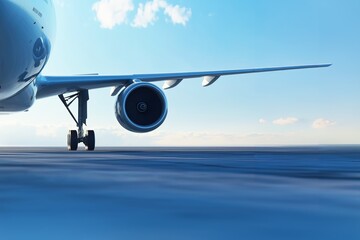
[322,63,332,67]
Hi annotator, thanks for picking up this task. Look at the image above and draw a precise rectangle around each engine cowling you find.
[115,82,168,133]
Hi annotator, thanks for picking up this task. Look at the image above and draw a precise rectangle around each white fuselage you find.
[0,0,55,111]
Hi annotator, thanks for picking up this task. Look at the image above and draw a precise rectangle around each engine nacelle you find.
[115,82,168,133]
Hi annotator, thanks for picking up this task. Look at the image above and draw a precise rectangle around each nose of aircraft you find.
[0,1,16,93]
[0,1,47,99]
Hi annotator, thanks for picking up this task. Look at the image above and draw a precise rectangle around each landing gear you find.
[59,90,96,151]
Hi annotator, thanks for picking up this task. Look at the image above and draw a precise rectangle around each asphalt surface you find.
[0,146,359,240]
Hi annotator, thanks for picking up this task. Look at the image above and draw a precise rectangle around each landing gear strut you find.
[59,90,95,151]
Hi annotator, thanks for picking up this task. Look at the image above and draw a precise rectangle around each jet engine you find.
[115,82,168,133]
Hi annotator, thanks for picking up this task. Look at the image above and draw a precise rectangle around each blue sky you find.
[1,0,359,146]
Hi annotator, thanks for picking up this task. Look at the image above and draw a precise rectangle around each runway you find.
[0,146,359,240]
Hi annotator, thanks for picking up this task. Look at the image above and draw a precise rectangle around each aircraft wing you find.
[36,64,331,99]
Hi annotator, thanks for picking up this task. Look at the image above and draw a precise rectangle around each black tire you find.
[85,130,95,151]
[67,130,78,151]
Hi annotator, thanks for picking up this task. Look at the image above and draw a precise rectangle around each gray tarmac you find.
[0,146,359,240]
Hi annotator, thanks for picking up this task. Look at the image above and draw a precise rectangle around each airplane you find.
[0,0,331,151]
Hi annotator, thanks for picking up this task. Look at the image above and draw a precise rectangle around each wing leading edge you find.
[36,64,331,99]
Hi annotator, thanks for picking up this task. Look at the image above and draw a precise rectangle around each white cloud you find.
[312,118,336,129]
[163,4,192,26]
[132,0,166,28]
[273,117,299,126]
[132,0,191,28]
[92,0,134,29]
[92,0,191,29]
[35,124,68,138]
[259,118,267,124]
[0,119,354,146]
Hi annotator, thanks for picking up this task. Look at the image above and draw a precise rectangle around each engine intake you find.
[115,82,168,133]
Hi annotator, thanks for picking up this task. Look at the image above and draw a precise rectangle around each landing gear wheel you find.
[85,130,95,151]
[67,130,78,151]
